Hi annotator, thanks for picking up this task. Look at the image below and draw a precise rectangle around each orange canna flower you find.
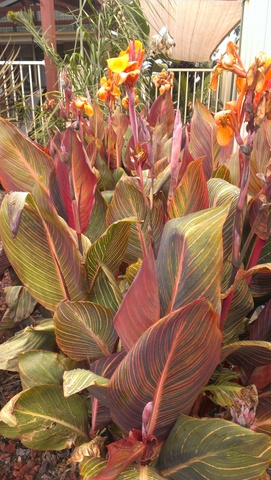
[73,96,94,116]
[152,69,174,95]
[210,42,246,92]
[97,76,121,105]
[214,110,234,146]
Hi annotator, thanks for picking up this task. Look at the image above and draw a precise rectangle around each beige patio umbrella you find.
[140,0,242,62]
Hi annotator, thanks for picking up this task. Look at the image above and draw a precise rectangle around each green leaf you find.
[3,285,37,324]
[54,301,118,361]
[86,220,133,286]
[156,204,229,317]
[168,157,209,218]
[18,351,78,389]
[0,118,54,192]
[114,247,160,352]
[63,368,109,398]
[202,380,244,407]
[80,458,108,479]
[108,299,222,439]
[0,184,90,311]
[221,259,254,344]
[0,321,56,371]
[157,414,271,479]
[106,178,164,263]
[89,260,123,312]
[0,385,89,449]
[85,188,108,242]
[80,459,165,480]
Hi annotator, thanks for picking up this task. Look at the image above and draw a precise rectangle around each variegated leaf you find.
[0,385,89,449]
[54,301,117,361]
[157,204,229,316]
[108,299,222,439]
[157,414,271,479]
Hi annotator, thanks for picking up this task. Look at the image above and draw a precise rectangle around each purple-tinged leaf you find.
[108,299,222,439]
[114,247,160,352]
[247,365,271,392]
[168,157,209,218]
[168,109,182,205]
[90,351,126,436]
[252,390,271,436]
[148,91,175,137]
[190,100,220,179]
[250,298,271,341]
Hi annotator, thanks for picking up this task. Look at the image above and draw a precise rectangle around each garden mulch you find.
[0,271,81,479]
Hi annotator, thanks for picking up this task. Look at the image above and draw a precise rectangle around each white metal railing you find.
[159,68,237,123]
[0,60,46,136]
[0,61,236,140]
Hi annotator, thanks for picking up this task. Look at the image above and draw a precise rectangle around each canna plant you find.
[1,39,271,480]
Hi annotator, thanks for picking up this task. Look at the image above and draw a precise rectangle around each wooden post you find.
[40,0,58,93]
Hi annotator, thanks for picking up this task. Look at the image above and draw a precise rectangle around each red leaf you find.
[114,247,160,352]
[91,435,146,480]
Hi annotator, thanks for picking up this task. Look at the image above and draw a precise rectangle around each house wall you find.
[240,0,271,67]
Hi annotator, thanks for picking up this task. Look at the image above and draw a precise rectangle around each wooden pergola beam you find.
[40,0,58,93]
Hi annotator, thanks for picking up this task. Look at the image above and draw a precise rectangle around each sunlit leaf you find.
[207,178,239,259]
[63,369,109,398]
[89,260,123,312]
[108,299,222,439]
[0,184,90,311]
[54,301,118,361]
[0,118,54,192]
[157,204,229,317]
[18,351,78,389]
[157,414,271,479]
[0,385,89,449]
[106,177,164,263]
[222,340,271,369]
[81,459,164,480]
[86,220,133,290]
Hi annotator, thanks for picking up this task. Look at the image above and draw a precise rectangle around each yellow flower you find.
[106,40,145,87]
